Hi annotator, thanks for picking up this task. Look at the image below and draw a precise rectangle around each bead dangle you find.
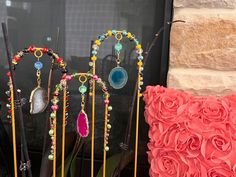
[29,49,48,114]
[108,32,128,89]
[10,46,67,115]
[77,75,89,137]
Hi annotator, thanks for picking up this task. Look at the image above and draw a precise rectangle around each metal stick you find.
[2,22,33,177]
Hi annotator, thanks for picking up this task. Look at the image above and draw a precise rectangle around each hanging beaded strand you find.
[90,30,144,177]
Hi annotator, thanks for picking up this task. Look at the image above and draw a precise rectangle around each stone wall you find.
[167,0,236,96]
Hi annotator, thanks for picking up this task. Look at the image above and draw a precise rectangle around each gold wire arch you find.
[49,72,112,177]
[90,30,144,177]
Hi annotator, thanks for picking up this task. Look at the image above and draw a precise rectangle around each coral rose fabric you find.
[143,85,236,177]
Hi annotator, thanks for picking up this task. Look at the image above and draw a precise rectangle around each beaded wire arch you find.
[90,30,144,177]
[5,46,67,177]
[49,73,112,177]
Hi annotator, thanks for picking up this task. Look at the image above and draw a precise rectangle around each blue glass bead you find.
[122,30,128,36]
[138,55,144,60]
[115,43,122,52]
[98,35,105,41]
[92,50,97,55]
[34,61,43,70]
[108,67,128,89]
[112,30,117,35]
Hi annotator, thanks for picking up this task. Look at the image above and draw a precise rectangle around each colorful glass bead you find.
[107,124,112,129]
[92,50,97,55]
[108,106,112,111]
[79,85,87,94]
[138,55,144,60]
[34,61,43,70]
[51,105,58,111]
[91,56,97,61]
[49,129,54,136]
[92,44,99,50]
[105,146,109,151]
[108,67,128,89]
[115,43,122,52]
[50,113,56,118]
[48,154,53,160]
[122,30,128,36]
[98,35,105,41]
[112,30,117,35]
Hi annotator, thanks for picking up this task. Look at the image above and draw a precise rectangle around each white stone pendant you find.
[29,86,48,114]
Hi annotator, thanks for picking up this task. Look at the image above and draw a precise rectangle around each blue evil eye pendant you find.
[108,33,128,89]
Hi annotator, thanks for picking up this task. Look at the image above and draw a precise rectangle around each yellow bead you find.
[107,30,112,36]
[136,44,141,50]
[95,40,101,46]
[127,32,132,38]
[12,60,17,65]
[137,61,143,66]
[91,56,97,61]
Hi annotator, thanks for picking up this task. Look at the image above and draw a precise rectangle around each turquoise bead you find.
[122,30,128,36]
[98,35,105,41]
[79,85,87,94]
[112,30,116,34]
[34,61,43,70]
[115,43,122,52]
[92,50,97,55]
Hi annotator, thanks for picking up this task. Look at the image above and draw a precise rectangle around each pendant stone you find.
[108,67,128,89]
[77,111,89,137]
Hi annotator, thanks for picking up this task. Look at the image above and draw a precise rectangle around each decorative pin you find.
[77,75,89,137]
[29,49,48,114]
[108,32,128,89]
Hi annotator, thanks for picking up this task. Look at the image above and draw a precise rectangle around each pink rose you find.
[146,88,190,124]
[143,85,165,106]
[148,149,188,177]
[201,128,235,165]
[175,129,202,158]
[207,166,236,177]
[201,96,229,124]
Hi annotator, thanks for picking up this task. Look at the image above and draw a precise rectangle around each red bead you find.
[42,47,49,53]
[8,110,12,113]
[28,45,36,53]
[57,57,63,63]
[13,56,21,62]
[7,72,11,77]
[8,98,11,101]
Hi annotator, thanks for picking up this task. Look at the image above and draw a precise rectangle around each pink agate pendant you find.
[77,110,89,137]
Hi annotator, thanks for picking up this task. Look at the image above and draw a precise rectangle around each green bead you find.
[115,43,122,52]
[50,113,56,118]
[108,106,112,111]
[107,124,112,129]
[48,154,53,160]
[79,85,87,94]
[49,130,54,136]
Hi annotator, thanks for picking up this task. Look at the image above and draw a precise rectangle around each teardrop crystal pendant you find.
[108,66,128,89]
[77,110,89,137]
[29,86,49,114]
